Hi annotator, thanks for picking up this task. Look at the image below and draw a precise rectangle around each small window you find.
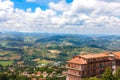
[93,58,96,61]
[79,72,81,75]
[82,71,84,75]
[98,63,102,68]
[99,70,104,74]
[87,65,89,68]
[68,64,70,67]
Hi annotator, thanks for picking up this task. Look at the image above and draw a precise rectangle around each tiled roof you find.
[112,52,120,59]
[80,53,108,59]
[67,52,120,64]
[67,58,87,64]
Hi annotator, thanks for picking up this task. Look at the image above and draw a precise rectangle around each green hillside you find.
[0,32,120,66]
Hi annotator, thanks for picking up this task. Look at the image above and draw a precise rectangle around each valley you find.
[0,32,120,67]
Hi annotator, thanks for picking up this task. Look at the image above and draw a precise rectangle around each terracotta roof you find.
[67,58,87,64]
[67,53,108,64]
[112,52,120,59]
[67,52,120,64]
[80,53,108,59]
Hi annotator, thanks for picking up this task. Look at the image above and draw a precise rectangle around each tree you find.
[83,77,100,80]
[89,77,100,80]
[114,68,120,80]
[0,73,8,80]
[102,67,115,80]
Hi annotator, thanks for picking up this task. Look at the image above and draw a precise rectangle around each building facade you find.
[66,52,120,80]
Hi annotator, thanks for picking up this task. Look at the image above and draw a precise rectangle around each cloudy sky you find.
[0,0,120,35]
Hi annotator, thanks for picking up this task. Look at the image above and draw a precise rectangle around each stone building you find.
[66,52,120,80]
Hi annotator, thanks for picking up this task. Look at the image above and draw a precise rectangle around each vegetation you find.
[0,32,120,79]
[102,67,115,80]
[0,73,31,80]
[114,68,120,80]
[83,77,100,80]
[0,32,120,67]
[83,68,120,80]
[0,64,66,80]
[0,60,14,66]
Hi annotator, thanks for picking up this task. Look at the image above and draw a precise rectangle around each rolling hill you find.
[0,32,120,66]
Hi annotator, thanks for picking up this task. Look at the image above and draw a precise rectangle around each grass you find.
[37,60,51,64]
[0,60,14,66]
[1,41,8,47]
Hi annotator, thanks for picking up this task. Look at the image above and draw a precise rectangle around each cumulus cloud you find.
[49,0,70,12]
[0,0,120,34]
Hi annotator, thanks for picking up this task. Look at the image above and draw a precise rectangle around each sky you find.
[0,0,120,35]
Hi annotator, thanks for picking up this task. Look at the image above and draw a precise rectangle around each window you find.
[82,72,86,78]
[68,64,70,67]
[74,65,76,68]
[82,71,84,75]
[79,72,81,75]
[87,65,90,68]
[98,63,102,68]
[99,70,104,74]
[93,58,96,61]
[74,71,76,74]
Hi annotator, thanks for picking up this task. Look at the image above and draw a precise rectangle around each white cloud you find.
[49,0,70,12]
[71,0,96,13]
[0,0,13,10]
[99,0,120,2]
[0,0,120,34]
[26,0,36,2]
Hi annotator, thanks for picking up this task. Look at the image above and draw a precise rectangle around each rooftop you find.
[112,52,120,59]
[67,58,87,64]
[80,53,108,59]
[67,52,120,64]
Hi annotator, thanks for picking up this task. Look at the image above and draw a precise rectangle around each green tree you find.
[102,67,115,80]
[89,77,100,80]
[114,68,120,80]
[83,77,100,80]
[0,73,8,80]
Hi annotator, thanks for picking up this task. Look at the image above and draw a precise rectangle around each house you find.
[66,52,120,80]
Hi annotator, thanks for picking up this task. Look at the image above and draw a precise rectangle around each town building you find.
[66,52,120,80]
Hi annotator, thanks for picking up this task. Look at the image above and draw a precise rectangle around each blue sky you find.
[10,0,73,11]
[0,0,120,35]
